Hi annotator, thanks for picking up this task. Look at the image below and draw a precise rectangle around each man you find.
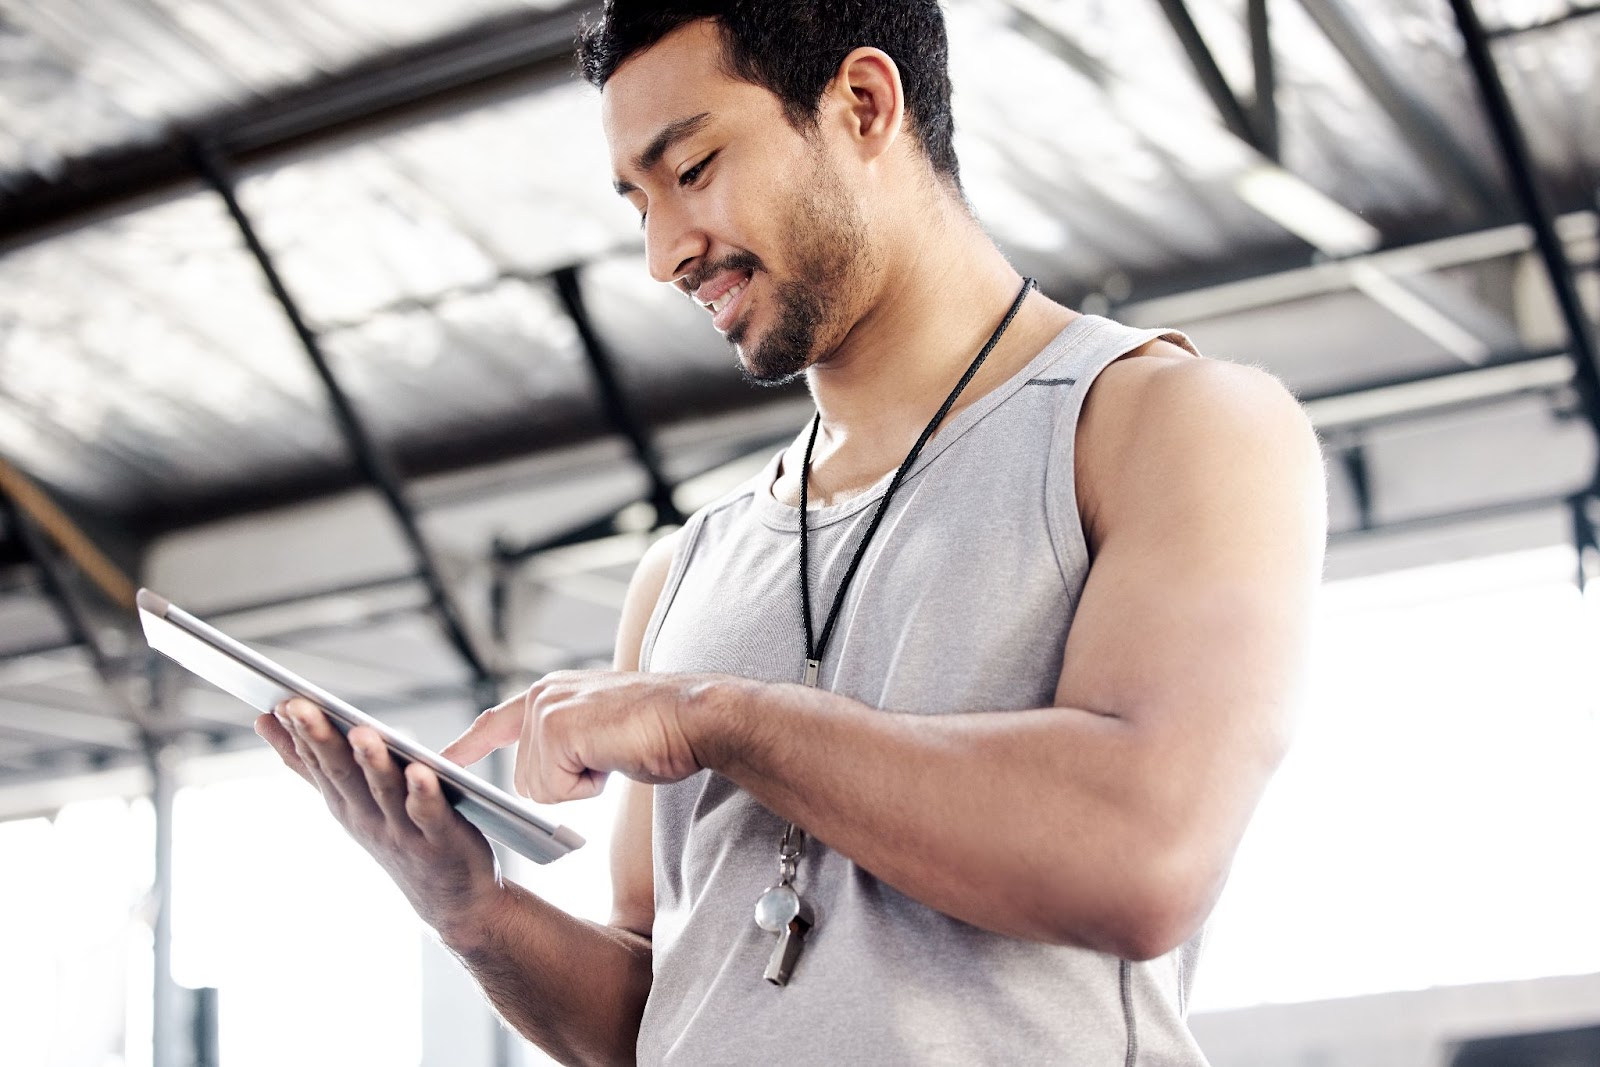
[258,2,1326,1063]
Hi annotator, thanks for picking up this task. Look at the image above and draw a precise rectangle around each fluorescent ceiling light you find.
[1234,164,1383,257]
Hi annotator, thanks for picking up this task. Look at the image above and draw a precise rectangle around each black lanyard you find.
[798,276,1035,685]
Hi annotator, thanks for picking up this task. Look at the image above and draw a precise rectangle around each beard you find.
[723,153,872,387]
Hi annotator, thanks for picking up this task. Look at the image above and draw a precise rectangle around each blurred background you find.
[1,0,1597,1064]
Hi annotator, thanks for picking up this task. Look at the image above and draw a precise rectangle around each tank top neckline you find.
[752,313,1115,532]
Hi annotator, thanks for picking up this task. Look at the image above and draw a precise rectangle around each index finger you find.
[439,691,528,767]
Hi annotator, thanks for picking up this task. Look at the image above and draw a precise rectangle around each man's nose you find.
[644,200,707,285]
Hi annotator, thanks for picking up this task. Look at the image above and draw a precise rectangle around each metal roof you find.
[1,0,1598,796]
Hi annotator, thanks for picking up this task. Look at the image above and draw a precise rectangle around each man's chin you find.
[735,351,803,388]
[727,295,821,386]
[733,338,809,388]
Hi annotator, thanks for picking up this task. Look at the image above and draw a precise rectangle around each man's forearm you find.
[438,881,651,1067]
[690,678,1266,960]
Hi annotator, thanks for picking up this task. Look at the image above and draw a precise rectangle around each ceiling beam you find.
[553,266,687,529]
[1448,0,1600,456]
[0,2,595,254]
[1329,490,1592,545]
[1247,0,1280,162]
[1118,211,1596,324]
[0,459,136,610]
[1152,0,1273,157]
[1302,349,1572,431]
[193,145,500,696]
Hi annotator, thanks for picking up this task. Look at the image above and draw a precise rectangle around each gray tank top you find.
[638,314,1211,1065]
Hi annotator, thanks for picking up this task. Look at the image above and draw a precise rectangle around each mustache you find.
[681,250,765,295]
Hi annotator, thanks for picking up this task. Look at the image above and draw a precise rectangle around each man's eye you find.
[678,152,717,187]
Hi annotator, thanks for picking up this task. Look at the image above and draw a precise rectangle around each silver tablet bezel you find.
[136,588,583,864]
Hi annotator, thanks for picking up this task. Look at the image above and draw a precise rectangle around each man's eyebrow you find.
[613,112,713,196]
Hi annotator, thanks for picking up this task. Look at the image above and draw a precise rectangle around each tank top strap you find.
[1041,316,1202,590]
[1033,314,1201,384]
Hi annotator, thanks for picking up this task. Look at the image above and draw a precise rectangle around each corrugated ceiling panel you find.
[1,0,1595,534]
[0,0,553,185]
[1267,0,1468,226]
[1490,12,1600,198]
[0,192,340,511]
[317,277,602,449]
[235,82,634,330]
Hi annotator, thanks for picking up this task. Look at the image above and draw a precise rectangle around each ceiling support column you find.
[148,735,182,1067]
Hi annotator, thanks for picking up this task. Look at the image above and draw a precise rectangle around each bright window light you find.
[170,773,424,1067]
[1192,544,1600,1011]
[0,797,152,1067]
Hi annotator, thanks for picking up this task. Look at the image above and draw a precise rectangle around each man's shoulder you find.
[1077,346,1319,536]
[1085,344,1306,451]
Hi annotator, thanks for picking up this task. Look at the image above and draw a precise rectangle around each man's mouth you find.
[707,279,747,316]
[693,270,754,333]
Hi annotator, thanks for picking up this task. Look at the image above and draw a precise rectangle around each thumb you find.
[440,693,527,767]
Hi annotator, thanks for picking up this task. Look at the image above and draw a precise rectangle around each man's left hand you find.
[441,671,728,803]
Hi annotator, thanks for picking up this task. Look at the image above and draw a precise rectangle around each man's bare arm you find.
[676,357,1326,959]
[257,531,676,1066]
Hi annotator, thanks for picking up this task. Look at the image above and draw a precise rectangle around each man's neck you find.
[790,201,1077,503]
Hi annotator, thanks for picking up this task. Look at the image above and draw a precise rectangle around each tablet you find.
[137,588,583,865]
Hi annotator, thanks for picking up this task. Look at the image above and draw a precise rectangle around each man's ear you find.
[826,47,906,165]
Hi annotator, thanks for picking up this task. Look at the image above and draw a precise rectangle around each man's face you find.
[603,20,874,384]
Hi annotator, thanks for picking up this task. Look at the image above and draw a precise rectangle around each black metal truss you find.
[1448,0,1600,461]
[1339,443,1375,531]
[193,145,498,694]
[553,265,687,530]
[1247,0,1279,163]
[1152,0,1273,160]
[1572,495,1599,592]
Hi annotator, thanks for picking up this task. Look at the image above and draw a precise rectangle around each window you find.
[1193,545,1600,1010]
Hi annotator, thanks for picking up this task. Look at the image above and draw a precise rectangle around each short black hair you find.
[577,1,960,186]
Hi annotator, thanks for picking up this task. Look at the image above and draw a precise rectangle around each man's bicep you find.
[607,530,679,937]
[1053,359,1325,837]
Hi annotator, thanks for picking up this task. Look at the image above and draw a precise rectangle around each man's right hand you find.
[255,698,503,948]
